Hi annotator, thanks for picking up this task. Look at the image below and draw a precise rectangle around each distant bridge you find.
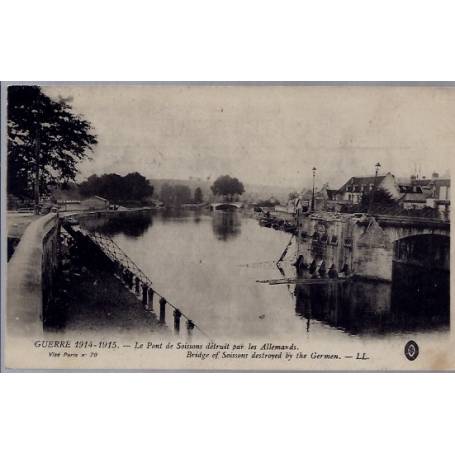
[210,202,243,211]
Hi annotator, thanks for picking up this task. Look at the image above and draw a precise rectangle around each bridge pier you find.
[296,213,450,282]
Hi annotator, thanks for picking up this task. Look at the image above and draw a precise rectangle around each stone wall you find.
[296,214,354,274]
[7,213,60,337]
[296,214,398,281]
[295,213,450,282]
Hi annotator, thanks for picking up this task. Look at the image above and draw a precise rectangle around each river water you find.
[81,209,449,342]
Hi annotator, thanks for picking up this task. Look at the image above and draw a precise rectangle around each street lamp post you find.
[311,167,316,212]
[368,162,381,215]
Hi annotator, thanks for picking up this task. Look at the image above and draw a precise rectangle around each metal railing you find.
[71,226,213,340]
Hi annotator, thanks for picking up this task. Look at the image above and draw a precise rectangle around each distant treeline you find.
[77,173,206,207]
[160,183,204,206]
[79,173,154,202]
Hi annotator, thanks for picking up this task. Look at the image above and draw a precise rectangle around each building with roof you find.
[80,195,109,211]
[337,172,400,204]
[403,172,451,217]
[57,195,110,211]
[295,184,342,213]
[397,185,428,210]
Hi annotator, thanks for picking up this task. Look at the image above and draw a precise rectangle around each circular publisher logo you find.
[404,340,419,361]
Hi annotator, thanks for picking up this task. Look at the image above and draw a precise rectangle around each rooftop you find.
[338,174,388,192]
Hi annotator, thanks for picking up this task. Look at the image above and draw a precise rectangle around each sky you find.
[43,84,454,190]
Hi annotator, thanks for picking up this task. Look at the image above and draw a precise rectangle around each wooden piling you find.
[142,284,148,308]
[174,309,182,332]
[186,319,195,334]
[148,288,154,310]
[135,276,140,293]
[159,297,166,323]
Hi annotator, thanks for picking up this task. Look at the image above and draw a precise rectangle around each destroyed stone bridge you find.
[296,213,450,281]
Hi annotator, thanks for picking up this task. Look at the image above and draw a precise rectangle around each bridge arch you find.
[391,233,449,321]
[373,218,450,245]
[393,233,449,271]
[210,202,243,211]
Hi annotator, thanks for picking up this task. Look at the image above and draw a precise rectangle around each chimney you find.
[432,172,439,179]
[410,174,416,184]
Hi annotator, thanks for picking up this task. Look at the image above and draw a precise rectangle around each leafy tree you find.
[160,183,175,206]
[211,175,245,201]
[79,172,153,203]
[174,185,192,206]
[288,191,299,200]
[359,187,398,213]
[79,174,100,197]
[194,187,203,203]
[7,86,97,202]
[123,172,154,200]
[158,183,192,207]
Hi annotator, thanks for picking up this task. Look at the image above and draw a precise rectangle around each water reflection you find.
[192,210,202,224]
[80,211,154,237]
[79,209,449,339]
[211,211,241,241]
[295,264,449,336]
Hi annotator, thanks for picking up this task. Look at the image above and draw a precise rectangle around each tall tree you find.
[359,188,397,213]
[211,175,245,201]
[7,86,97,206]
[160,183,175,206]
[288,191,299,200]
[174,185,192,206]
[123,172,154,200]
[194,187,203,203]
[79,172,153,203]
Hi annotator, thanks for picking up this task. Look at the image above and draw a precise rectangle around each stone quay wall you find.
[7,213,60,337]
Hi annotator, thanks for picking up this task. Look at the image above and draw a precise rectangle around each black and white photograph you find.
[3,3,455,455]
[2,83,453,370]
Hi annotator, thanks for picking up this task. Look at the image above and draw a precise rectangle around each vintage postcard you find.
[1,82,453,371]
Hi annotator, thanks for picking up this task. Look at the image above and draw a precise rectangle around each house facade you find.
[402,173,451,217]
[397,185,427,210]
[80,195,109,210]
[294,184,341,213]
[337,172,400,204]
